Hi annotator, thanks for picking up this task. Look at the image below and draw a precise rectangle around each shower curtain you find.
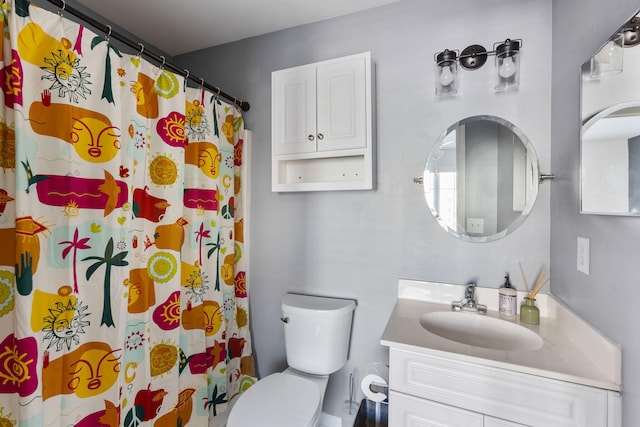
[0,1,256,425]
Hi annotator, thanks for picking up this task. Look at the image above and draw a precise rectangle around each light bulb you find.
[499,56,516,79]
[439,65,454,86]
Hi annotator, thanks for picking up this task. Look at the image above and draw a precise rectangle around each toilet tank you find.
[281,294,356,375]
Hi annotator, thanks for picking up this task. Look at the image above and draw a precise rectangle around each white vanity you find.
[381,280,622,427]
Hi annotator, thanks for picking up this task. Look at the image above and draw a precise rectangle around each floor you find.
[320,412,344,427]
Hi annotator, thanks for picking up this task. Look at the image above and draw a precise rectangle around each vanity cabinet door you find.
[485,416,529,427]
[390,391,531,427]
[389,390,484,427]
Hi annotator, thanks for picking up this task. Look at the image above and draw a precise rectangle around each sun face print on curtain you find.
[0,1,255,426]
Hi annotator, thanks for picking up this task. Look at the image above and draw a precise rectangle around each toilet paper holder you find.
[360,361,389,403]
[367,381,388,395]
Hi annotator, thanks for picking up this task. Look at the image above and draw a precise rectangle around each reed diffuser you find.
[518,263,550,325]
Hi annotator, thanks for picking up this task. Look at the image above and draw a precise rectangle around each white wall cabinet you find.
[388,348,621,427]
[271,52,374,191]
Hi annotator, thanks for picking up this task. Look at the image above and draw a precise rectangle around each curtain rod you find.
[43,0,250,111]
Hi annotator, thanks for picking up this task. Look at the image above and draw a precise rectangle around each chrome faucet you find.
[451,282,487,314]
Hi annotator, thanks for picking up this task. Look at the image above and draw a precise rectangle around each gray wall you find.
[552,1,640,425]
[177,0,554,419]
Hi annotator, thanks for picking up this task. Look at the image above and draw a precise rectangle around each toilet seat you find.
[227,372,322,427]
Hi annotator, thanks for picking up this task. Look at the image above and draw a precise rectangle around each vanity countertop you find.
[381,279,621,391]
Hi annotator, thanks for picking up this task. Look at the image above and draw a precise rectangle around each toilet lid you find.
[227,372,321,427]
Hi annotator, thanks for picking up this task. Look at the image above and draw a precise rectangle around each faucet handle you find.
[465,282,477,298]
[451,282,486,314]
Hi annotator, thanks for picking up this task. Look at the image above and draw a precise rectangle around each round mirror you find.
[423,115,539,242]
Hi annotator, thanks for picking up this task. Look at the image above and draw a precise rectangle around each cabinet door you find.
[272,66,316,155]
[389,390,483,427]
[485,416,529,427]
[316,55,368,152]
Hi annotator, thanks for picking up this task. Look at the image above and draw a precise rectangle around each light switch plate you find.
[577,236,590,275]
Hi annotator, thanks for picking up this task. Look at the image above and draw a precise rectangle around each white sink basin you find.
[419,311,543,352]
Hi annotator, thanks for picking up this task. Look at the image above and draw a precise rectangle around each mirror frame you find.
[423,115,540,243]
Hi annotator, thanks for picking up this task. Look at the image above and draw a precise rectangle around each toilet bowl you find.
[226,293,355,427]
[227,368,327,427]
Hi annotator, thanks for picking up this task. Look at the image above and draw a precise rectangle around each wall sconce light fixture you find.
[590,33,624,78]
[435,49,459,96]
[590,16,640,79]
[494,39,521,91]
[434,38,522,95]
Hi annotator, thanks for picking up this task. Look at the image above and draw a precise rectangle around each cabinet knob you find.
[308,134,315,141]
[317,133,324,140]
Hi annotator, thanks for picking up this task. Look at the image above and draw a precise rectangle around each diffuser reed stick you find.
[518,262,550,299]
[529,266,550,299]
[518,261,531,296]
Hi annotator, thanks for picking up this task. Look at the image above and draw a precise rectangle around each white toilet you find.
[227,293,356,427]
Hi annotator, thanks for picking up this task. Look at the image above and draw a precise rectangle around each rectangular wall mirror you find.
[581,11,640,215]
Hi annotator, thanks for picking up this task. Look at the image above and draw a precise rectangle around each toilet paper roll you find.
[360,362,389,403]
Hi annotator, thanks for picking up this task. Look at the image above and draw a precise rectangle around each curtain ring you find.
[105,25,112,41]
[58,0,65,17]
[137,43,145,58]
[183,69,190,92]
[199,78,205,89]
[159,56,166,70]
[211,87,221,101]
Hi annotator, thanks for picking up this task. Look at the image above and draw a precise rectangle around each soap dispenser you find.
[499,274,517,319]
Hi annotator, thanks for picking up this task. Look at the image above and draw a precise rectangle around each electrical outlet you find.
[577,236,590,275]
[467,217,484,234]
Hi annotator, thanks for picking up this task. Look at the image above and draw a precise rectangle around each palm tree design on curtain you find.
[203,384,226,416]
[90,36,122,104]
[60,227,91,293]
[206,230,221,291]
[83,237,128,327]
[195,222,211,266]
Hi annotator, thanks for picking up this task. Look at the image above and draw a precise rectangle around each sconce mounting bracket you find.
[539,173,555,183]
[623,17,640,47]
[459,44,488,70]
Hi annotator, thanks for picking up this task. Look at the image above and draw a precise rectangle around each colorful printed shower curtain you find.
[0,1,256,425]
